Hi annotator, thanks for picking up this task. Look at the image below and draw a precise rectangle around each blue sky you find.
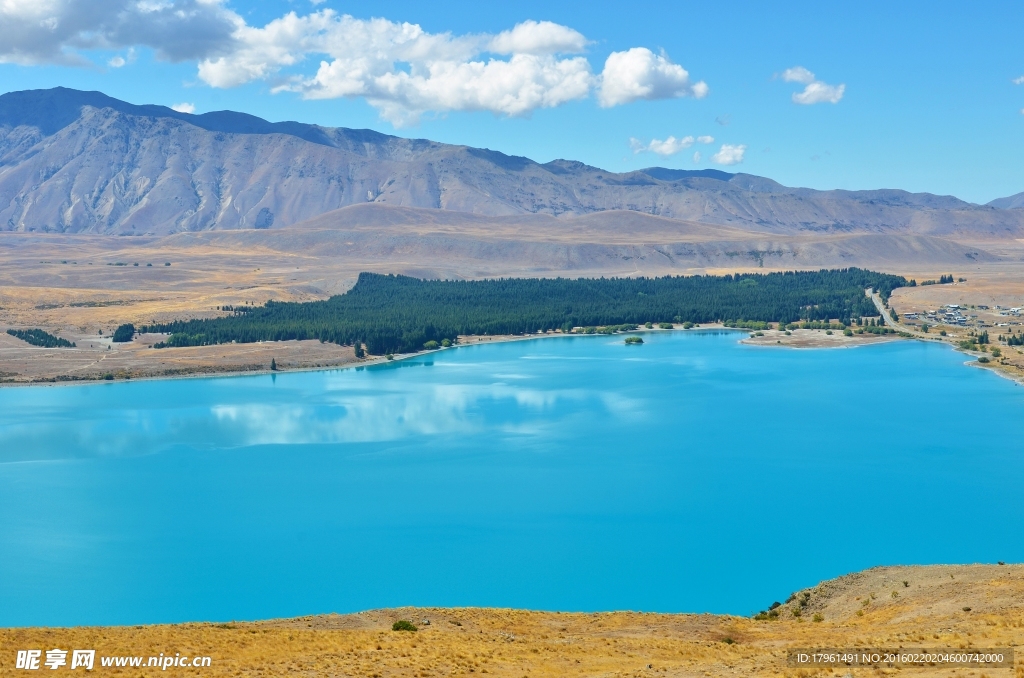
[1,0,1022,203]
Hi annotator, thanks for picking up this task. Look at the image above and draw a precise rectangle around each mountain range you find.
[1,87,1022,238]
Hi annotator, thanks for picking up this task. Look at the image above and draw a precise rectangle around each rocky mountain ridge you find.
[2,87,1022,237]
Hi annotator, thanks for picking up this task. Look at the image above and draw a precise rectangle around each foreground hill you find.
[2,564,1019,676]
[2,87,1024,238]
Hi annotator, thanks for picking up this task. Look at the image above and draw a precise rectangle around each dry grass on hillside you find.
[2,565,1022,677]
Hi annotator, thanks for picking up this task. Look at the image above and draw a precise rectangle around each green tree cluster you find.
[142,269,909,355]
[111,324,136,342]
[6,328,75,348]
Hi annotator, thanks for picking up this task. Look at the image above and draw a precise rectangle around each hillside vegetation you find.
[144,268,907,354]
[2,564,1020,677]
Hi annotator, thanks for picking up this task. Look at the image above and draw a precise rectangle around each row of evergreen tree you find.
[142,269,909,355]
[6,328,75,348]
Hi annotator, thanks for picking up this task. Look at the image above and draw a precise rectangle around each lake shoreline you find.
[3,323,1020,389]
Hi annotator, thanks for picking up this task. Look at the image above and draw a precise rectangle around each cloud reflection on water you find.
[212,381,629,447]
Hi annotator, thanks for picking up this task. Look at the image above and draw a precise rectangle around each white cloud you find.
[793,81,845,104]
[782,65,844,104]
[630,134,714,156]
[598,47,707,107]
[1013,75,1024,85]
[195,12,597,124]
[488,20,587,55]
[0,0,238,66]
[106,47,134,68]
[782,66,815,84]
[0,4,708,126]
[692,151,701,163]
[711,143,745,165]
[170,102,195,113]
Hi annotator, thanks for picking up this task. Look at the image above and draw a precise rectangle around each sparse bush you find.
[392,620,417,632]
[812,614,824,623]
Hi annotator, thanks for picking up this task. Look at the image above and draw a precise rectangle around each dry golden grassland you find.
[2,565,1022,677]
[2,232,1024,383]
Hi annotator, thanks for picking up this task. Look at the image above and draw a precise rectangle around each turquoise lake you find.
[1,330,1022,627]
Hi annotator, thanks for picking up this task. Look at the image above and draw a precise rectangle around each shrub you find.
[812,614,824,622]
[441,338,452,347]
[843,328,853,337]
[103,373,114,380]
[682,322,694,329]
[940,330,947,336]
[644,322,653,328]
[111,323,135,342]
[825,330,833,335]
[624,336,644,344]
[423,340,439,350]
[658,322,673,329]
[392,620,417,632]
[978,356,990,363]
[385,353,394,361]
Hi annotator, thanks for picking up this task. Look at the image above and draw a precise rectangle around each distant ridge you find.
[0,87,385,147]
[988,191,1024,210]
[1,87,1023,238]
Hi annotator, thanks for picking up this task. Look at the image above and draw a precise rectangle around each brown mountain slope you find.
[4,88,1024,238]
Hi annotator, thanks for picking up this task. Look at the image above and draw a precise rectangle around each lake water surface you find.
[1,331,1022,626]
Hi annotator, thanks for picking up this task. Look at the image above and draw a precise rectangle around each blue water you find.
[1,331,1022,627]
